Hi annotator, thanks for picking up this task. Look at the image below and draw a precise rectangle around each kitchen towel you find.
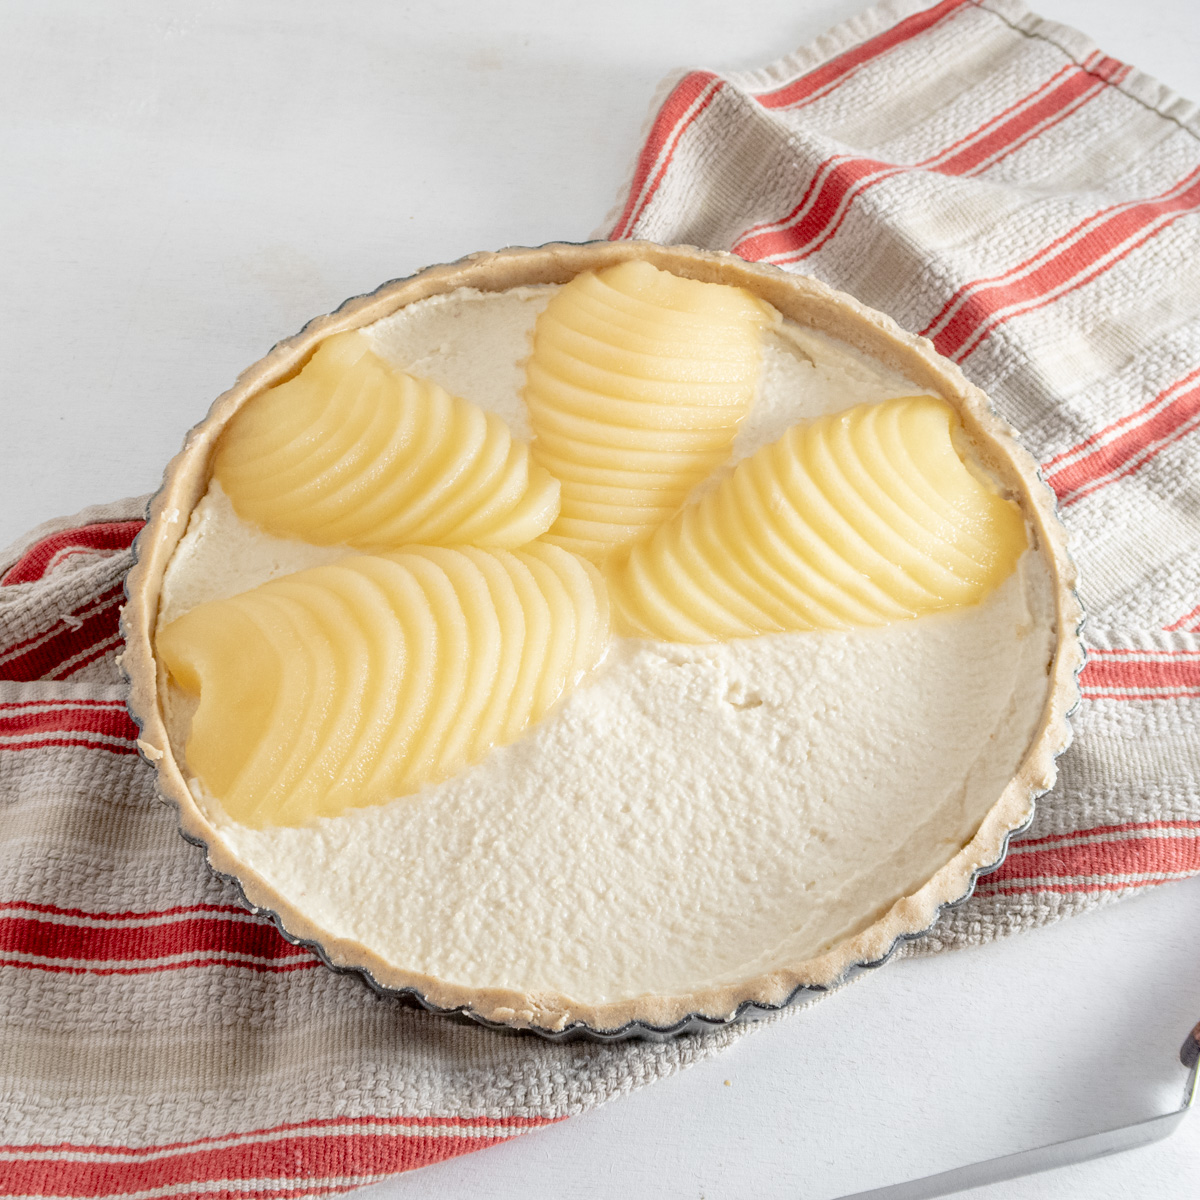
[607,0,1200,953]
[3,0,1198,1194]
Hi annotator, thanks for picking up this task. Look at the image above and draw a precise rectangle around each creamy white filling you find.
[159,286,1055,1004]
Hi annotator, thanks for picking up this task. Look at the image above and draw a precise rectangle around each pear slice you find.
[213,332,559,551]
[526,260,773,562]
[157,544,609,828]
[610,396,1027,642]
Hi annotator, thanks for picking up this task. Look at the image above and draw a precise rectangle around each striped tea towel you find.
[3,0,1199,1194]
[607,0,1200,951]
[0,502,752,1193]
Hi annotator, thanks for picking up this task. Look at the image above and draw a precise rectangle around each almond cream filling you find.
[158,286,1055,1005]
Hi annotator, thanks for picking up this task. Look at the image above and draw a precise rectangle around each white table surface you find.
[4,2,1198,1196]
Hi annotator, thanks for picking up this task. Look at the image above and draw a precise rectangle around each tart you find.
[121,242,1082,1037]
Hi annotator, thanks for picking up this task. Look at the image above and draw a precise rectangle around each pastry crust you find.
[121,241,1083,1037]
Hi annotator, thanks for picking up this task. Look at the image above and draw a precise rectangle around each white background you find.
[3,2,1199,1196]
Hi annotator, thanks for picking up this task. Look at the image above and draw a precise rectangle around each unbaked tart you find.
[122,242,1083,1037]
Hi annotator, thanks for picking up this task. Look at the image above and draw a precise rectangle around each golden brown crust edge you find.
[122,240,1084,1036]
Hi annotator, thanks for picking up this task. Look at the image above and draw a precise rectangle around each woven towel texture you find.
[3,1,1199,1194]
[608,0,1200,950]
[0,500,759,1194]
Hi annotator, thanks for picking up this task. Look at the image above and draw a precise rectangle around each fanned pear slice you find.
[609,395,1028,642]
[213,331,560,550]
[156,545,610,828]
[525,260,773,562]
